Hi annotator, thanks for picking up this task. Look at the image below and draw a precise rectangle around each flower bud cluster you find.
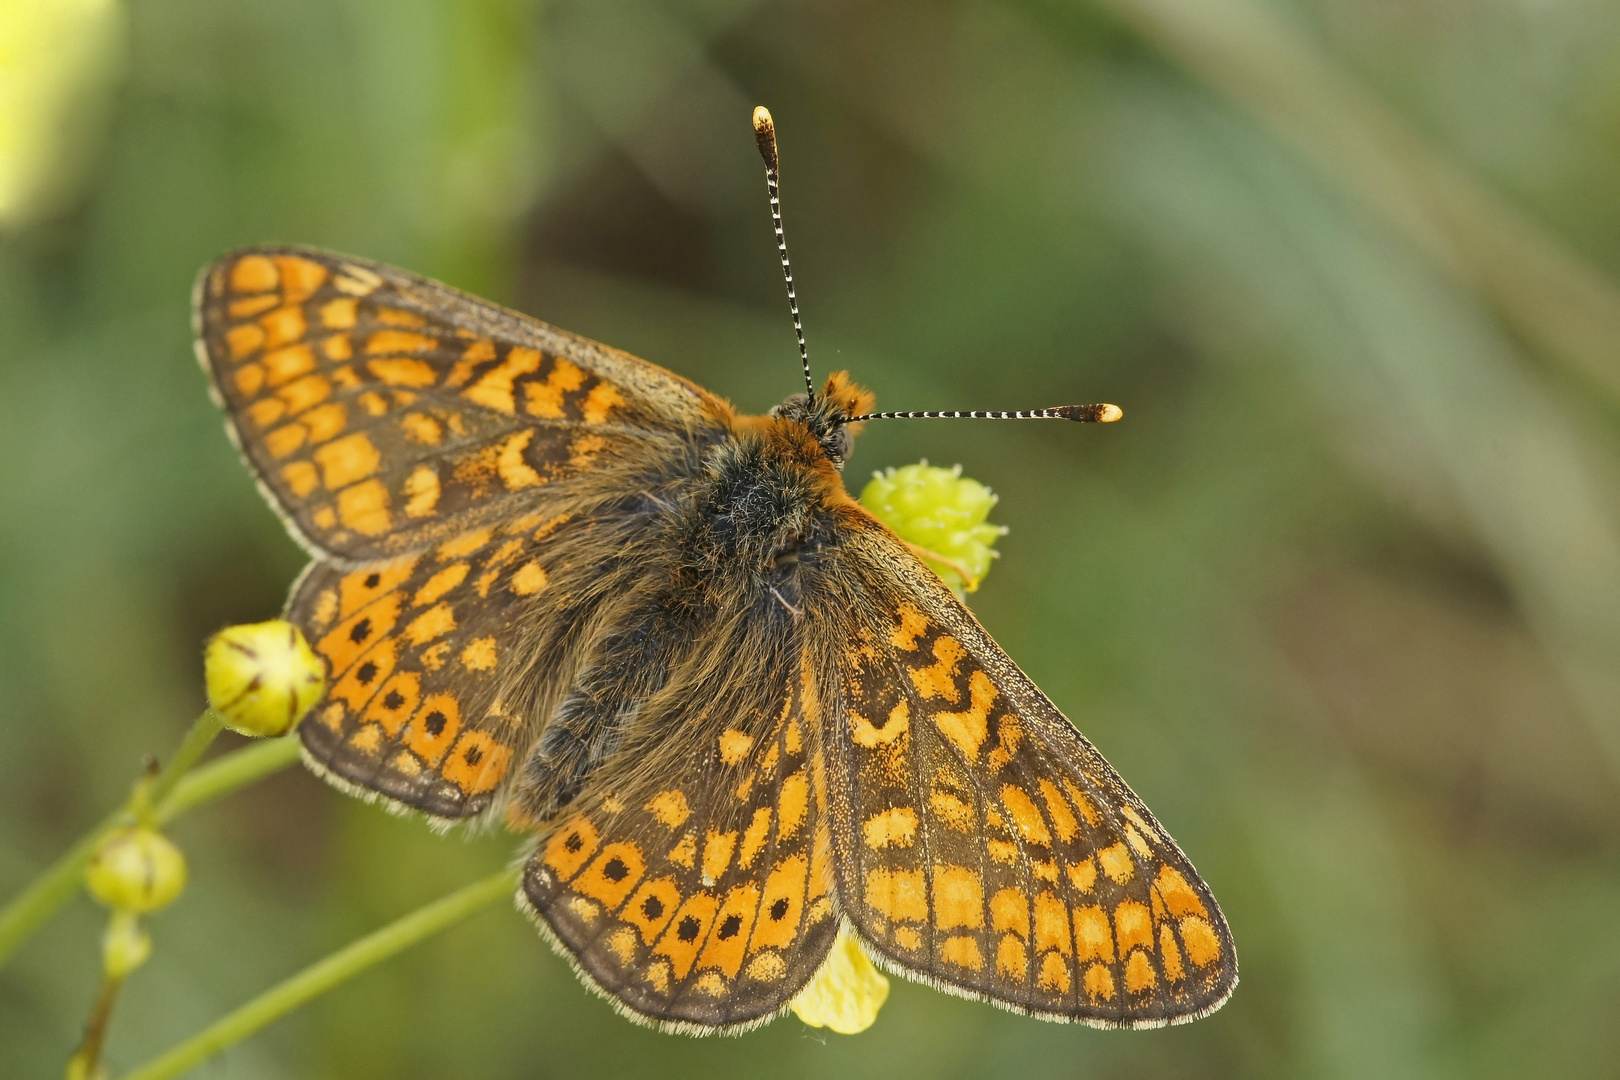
[85,826,186,978]
[859,462,1008,597]
[71,621,326,998]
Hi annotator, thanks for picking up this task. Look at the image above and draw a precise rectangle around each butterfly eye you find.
[768,392,810,420]
[811,424,854,467]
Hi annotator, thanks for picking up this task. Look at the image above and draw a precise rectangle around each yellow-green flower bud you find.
[101,909,151,978]
[204,619,325,737]
[860,461,1008,597]
[85,827,186,913]
[791,924,890,1034]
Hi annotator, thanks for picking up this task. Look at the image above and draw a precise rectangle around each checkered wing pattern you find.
[824,521,1237,1027]
[195,246,723,564]
[520,647,840,1032]
[286,509,596,820]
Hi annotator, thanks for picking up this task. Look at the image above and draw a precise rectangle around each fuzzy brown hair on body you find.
[497,377,879,830]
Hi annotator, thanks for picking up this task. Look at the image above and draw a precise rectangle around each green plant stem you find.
[0,727,301,967]
[0,811,124,968]
[119,867,521,1080]
[142,710,226,813]
[154,737,303,826]
[68,970,128,1080]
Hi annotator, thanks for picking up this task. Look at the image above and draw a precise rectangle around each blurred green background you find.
[7,0,1620,1076]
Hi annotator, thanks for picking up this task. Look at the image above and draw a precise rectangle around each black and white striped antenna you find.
[753,107,815,402]
[751,107,1122,429]
[843,404,1123,424]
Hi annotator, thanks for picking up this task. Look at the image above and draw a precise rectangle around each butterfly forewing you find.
[195,247,724,563]
[824,522,1237,1026]
[520,648,841,1031]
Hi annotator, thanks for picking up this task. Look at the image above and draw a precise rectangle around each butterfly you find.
[194,108,1236,1034]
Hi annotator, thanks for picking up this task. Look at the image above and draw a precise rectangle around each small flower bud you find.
[860,462,1008,597]
[85,827,186,913]
[791,924,890,1034]
[205,619,325,737]
[101,909,152,978]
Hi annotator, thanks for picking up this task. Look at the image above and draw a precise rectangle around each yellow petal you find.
[791,923,890,1034]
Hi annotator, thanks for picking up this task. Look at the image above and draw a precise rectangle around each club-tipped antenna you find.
[753,106,815,402]
[842,403,1124,424]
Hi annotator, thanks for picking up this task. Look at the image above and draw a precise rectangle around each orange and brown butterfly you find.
[194,106,1235,1033]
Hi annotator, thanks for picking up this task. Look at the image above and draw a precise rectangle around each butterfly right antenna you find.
[753,106,816,403]
[842,404,1123,424]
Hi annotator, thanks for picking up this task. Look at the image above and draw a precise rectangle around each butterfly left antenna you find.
[753,106,816,402]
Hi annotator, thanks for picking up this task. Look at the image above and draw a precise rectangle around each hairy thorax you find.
[675,369,874,573]
[513,381,874,824]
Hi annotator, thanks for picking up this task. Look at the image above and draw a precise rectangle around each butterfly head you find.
[768,371,875,469]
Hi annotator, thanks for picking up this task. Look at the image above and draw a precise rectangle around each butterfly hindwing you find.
[520,647,841,1032]
[195,246,726,563]
[288,508,598,819]
[824,521,1237,1027]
